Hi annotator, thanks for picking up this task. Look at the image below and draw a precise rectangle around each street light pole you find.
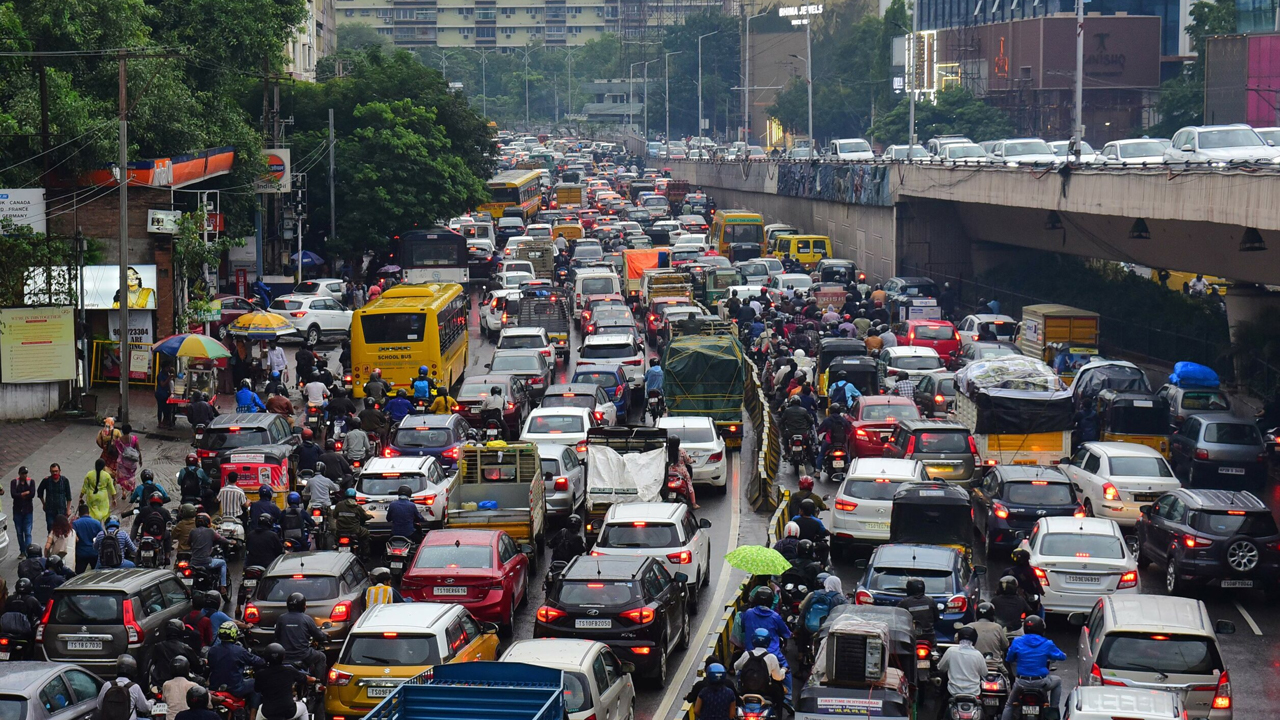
[1074,0,1084,155]
[698,30,719,142]
[744,11,767,143]
[643,58,657,141]
[629,61,643,129]
[908,0,918,147]
[665,51,682,159]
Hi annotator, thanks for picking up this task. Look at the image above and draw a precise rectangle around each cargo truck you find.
[449,443,547,552]
[514,238,557,280]
[361,662,563,720]
[516,287,571,359]
[554,183,584,208]
[664,334,749,447]
[953,355,1074,467]
[1017,304,1100,378]
[583,426,672,541]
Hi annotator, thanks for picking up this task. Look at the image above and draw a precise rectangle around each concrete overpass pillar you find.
[1223,284,1280,385]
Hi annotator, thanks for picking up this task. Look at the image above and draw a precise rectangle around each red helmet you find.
[186,453,198,465]
[798,475,815,491]
[302,428,314,440]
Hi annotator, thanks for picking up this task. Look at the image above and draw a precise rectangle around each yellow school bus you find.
[478,170,542,222]
[710,210,766,257]
[350,283,468,397]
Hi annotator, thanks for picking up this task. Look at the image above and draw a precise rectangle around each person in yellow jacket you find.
[428,392,457,414]
[363,566,405,606]
[80,459,117,523]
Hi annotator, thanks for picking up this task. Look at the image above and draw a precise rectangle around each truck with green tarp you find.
[663,333,749,447]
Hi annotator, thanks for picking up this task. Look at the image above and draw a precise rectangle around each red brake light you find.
[1185,535,1214,548]
[245,603,260,624]
[935,394,945,404]
[855,428,868,438]
[1074,506,1087,518]
[834,498,857,512]
[1032,566,1049,586]
[330,600,352,622]
[621,606,656,624]
[904,435,916,455]
[631,646,652,654]
[553,476,569,491]
[993,502,1010,519]
[1118,570,1138,589]
[123,599,144,644]
[290,311,306,317]
[915,643,931,659]
[593,411,605,422]
[328,668,353,686]
[968,436,979,455]
[854,589,874,605]
[537,606,566,623]
[441,446,459,460]
[666,550,692,564]
[413,494,436,506]
[1213,670,1231,709]
[1102,482,1120,501]
[946,594,968,614]
[383,447,400,458]
[1194,448,1209,460]
[35,599,53,642]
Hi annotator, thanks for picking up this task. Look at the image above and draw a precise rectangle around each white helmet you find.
[784,521,801,538]
[795,349,806,359]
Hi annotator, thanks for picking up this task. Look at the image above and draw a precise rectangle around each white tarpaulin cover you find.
[955,354,1068,397]
[586,445,667,510]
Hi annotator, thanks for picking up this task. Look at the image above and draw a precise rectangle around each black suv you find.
[970,465,1083,557]
[534,555,689,686]
[1135,488,1280,595]
[193,413,299,475]
[882,419,977,484]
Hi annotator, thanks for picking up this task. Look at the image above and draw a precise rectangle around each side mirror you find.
[1181,144,1193,152]
[1139,504,1151,515]
[483,363,492,369]
[854,558,868,570]
[482,621,500,634]
[972,565,987,576]
[1215,619,1236,635]
[1059,457,1071,466]
[292,426,303,436]
[620,661,636,674]
[520,543,535,556]
[673,571,689,584]
[1067,612,1087,627]
[698,518,712,529]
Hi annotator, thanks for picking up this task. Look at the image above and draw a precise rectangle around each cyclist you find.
[1001,616,1066,720]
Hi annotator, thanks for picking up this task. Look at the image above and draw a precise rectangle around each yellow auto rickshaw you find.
[1096,389,1171,458]
[817,337,868,398]
[889,482,976,568]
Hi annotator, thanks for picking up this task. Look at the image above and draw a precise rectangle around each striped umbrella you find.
[151,333,231,359]
[228,311,296,339]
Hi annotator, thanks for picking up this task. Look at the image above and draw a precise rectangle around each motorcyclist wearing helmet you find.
[207,623,265,713]
[305,461,341,511]
[1005,547,1044,616]
[178,454,213,506]
[385,485,424,542]
[16,543,44,583]
[128,468,170,509]
[786,475,829,521]
[94,516,138,569]
[365,567,406,606]
[188,513,230,591]
[1001,616,1066,720]
[772,521,802,561]
[478,386,507,439]
[246,513,285,568]
[318,438,352,479]
[412,366,434,403]
[363,369,389,408]
[896,577,939,641]
[691,663,737,720]
[94,655,153,720]
[274,593,329,681]
[964,601,1010,657]
[386,388,414,425]
[781,539,823,591]
[331,487,371,553]
[549,513,587,563]
[249,486,284,528]
[257,642,314,720]
[992,575,1033,631]
[780,395,816,463]
[172,503,198,554]
[34,555,71,604]
[791,497,830,544]
[328,386,358,423]
[1,578,43,652]
[734,627,789,712]
[151,618,200,685]
[292,427,322,475]
[939,625,988,700]
[161,655,201,720]
[195,591,243,645]
[131,492,172,559]
[739,586,793,701]
[236,378,267,413]
[279,492,314,549]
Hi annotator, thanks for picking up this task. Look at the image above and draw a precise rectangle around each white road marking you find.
[1233,600,1263,636]
[652,451,743,720]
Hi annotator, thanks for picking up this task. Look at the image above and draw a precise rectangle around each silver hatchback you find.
[1168,413,1267,492]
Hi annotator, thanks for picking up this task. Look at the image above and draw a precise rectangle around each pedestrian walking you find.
[7,466,36,550]
[156,361,176,428]
[80,459,117,524]
[37,463,72,533]
[71,502,103,574]
[44,514,72,560]
[113,424,143,498]
[96,417,122,473]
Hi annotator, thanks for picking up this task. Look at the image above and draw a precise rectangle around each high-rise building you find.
[286,0,338,81]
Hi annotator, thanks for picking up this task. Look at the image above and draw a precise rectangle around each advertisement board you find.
[0,307,75,383]
[26,265,158,310]
[147,209,183,234]
[256,149,292,193]
[108,311,155,345]
[0,190,48,233]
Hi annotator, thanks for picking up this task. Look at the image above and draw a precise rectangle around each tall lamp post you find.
[665,51,682,158]
[743,10,768,143]
[908,0,918,147]
[697,30,719,143]
[1073,0,1084,155]
[629,61,644,129]
[642,58,658,141]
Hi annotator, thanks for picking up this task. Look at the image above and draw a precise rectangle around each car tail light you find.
[35,599,52,642]
[536,606,566,623]
[1074,506,1087,518]
[855,428,868,438]
[328,668,353,686]
[594,411,605,422]
[946,594,968,614]
[993,502,1010,519]
[576,439,589,454]
[621,606,656,624]
[666,550,692,564]
[1102,482,1120,501]
[1213,670,1231,709]
[622,358,643,366]
[529,376,543,386]
[1194,448,1209,460]
[553,476,569,491]
[198,449,217,459]
[631,646,652,654]
[1032,566,1048,586]
[1184,534,1214,548]
[708,450,723,462]
[123,599,144,644]
[290,311,306,318]
[834,498,857,512]
[854,589,874,605]
[441,446,459,461]
[616,384,625,397]
[1118,570,1138,589]
[935,394,945,405]
[244,603,260,624]
[968,435,980,457]
[330,600,352,622]
[1089,663,1124,686]
[413,494,437,506]
[904,435,916,455]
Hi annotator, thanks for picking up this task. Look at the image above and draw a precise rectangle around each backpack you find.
[118,440,141,465]
[0,610,32,637]
[738,651,771,694]
[97,532,123,568]
[830,381,855,408]
[804,590,837,633]
[95,681,136,720]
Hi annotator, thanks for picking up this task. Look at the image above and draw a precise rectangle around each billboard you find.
[0,307,75,383]
[24,265,158,310]
[0,189,48,233]
[147,209,183,234]
[256,149,292,193]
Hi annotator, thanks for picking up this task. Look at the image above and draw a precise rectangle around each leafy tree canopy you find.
[869,85,1014,146]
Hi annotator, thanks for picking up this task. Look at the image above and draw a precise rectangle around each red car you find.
[187,294,256,340]
[400,529,532,629]
[896,320,961,360]
[847,396,922,457]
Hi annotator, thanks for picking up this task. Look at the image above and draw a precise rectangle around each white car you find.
[828,138,875,161]
[526,223,553,238]
[355,456,455,530]
[1020,516,1139,614]
[591,502,713,605]
[580,334,645,388]
[493,271,536,290]
[758,257,786,278]
[830,459,931,553]
[716,285,768,319]
[503,236,536,257]
[498,327,555,364]
[1098,138,1169,166]
[497,259,536,276]
[990,138,1061,166]
[521,407,598,453]
[878,346,946,392]
[657,417,728,489]
[1164,124,1280,164]
[955,313,1018,344]
[267,294,352,345]
[501,639,637,720]
[480,288,521,337]
[938,143,994,165]
[1060,442,1182,528]
[292,277,346,301]
[542,383,619,427]
[764,273,813,302]
[1048,140,1100,164]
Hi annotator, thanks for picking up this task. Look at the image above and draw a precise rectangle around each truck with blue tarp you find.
[361,662,564,720]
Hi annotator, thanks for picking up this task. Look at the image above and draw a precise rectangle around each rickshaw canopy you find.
[828,357,880,396]
[1097,389,1170,436]
[819,337,869,367]
[889,483,973,550]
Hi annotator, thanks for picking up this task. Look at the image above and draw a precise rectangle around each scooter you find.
[661,471,695,508]
[646,390,665,425]
[137,532,166,568]
[385,536,415,585]
[1008,683,1054,719]
[0,634,32,661]
[820,445,849,484]
[740,693,776,720]
[979,657,1011,716]
[947,695,983,720]
[238,565,266,619]
[789,434,810,475]
[304,404,324,440]
[217,515,245,559]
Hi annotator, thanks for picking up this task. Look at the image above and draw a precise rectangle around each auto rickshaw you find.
[726,242,762,263]
[824,356,879,402]
[677,263,712,304]
[219,444,294,510]
[1096,389,1171,458]
[817,337,868,398]
[811,258,862,285]
[801,605,919,719]
[810,283,848,313]
[889,482,974,566]
[1045,342,1100,380]
[705,267,746,306]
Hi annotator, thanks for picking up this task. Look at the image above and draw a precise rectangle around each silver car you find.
[0,662,107,720]
[1168,413,1267,491]
[537,443,587,519]
[1164,124,1280,164]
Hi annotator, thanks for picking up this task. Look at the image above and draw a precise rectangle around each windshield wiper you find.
[360,656,398,665]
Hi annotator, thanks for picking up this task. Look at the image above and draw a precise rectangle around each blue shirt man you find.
[129,479,170,506]
[72,512,103,564]
[644,364,664,394]
[249,497,283,528]
[385,497,421,538]
[235,386,266,413]
[386,395,414,424]
[739,602,794,699]
[207,642,265,698]
[828,380,860,408]
[1005,633,1066,677]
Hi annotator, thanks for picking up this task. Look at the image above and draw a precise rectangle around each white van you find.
[827,138,875,161]
[572,270,622,318]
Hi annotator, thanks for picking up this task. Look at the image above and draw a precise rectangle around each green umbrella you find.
[724,545,793,576]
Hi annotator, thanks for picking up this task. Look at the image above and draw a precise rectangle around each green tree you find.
[337,24,390,51]
[869,85,1014,145]
[1147,0,1236,136]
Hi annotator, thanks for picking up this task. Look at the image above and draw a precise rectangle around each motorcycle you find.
[555,267,569,285]
[1008,682,1053,719]
[740,693,776,720]
[309,506,331,551]
[789,434,810,475]
[779,582,809,631]
[210,687,249,720]
[646,390,665,425]
[821,445,849,484]
[482,418,504,442]
[218,516,245,559]
[176,547,224,595]
[979,657,1011,716]
[947,695,983,720]
[304,403,324,440]
[336,533,361,555]
[385,536,415,585]
[137,532,166,568]
[661,471,695,508]
[0,634,32,661]
[238,565,265,619]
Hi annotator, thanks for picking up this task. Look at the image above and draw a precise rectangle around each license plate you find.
[152,704,168,717]
[984,698,1000,706]
[181,578,193,586]
[928,465,954,473]
[863,522,889,531]
[0,651,8,660]
[391,561,403,570]
[1066,575,1101,584]
[1221,579,1254,588]
[434,586,468,595]
[917,659,932,669]
[832,460,845,468]
[367,688,394,699]
[141,550,154,558]
[1022,706,1040,716]
[1132,493,1160,502]
[1219,467,1246,475]
[243,579,257,588]
[69,640,103,651]
[575,619,612,629]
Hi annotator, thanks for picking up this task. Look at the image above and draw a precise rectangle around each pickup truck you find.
[362,662,563,720]
[665,334,749,447]
[449,443,547,553]
[517,287,572,359]
[584,426,672,543]
[514,239,557,280]
[953,355,1075,466]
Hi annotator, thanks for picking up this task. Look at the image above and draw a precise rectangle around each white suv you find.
[591,502,713,607]
[355,456,455,532]
[657,417,728,490]
[830,459,930,555]
[580,334,645,388]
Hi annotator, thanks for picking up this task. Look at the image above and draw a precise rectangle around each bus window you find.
[360,313,426,343]
[724,224,764,246]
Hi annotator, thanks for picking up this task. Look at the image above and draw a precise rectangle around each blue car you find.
[570,363,630,416]
[386,414,472,470]
[851,543,983,642]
